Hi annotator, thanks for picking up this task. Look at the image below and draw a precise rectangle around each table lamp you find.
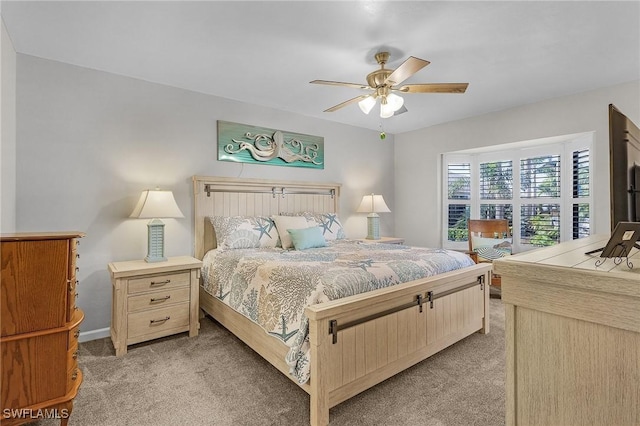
[130,189,184,262]
[356,193,391,240]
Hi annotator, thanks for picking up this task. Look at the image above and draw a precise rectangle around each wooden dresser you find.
[1,232,85,425]
[494,235,639,426]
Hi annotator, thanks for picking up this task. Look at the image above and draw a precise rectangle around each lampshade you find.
[379,94,404,118]
[380,102,394,119]
[131,189,184,263]
[386,93,404,111]
[358,96,376,114]
[130,190,184,219]
[357,193,390,240]
[356,194,391,213]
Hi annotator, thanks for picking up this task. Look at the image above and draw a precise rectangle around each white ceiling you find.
[2,1,639,134]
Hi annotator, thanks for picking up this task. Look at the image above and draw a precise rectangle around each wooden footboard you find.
[305,262,491,425]
[200,263,491,426]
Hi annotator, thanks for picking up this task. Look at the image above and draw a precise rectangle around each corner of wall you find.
[1,16,17,233]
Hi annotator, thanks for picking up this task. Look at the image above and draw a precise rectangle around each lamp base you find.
[366,214,381,240]
[145,255,167,263]
[146,219,168,262]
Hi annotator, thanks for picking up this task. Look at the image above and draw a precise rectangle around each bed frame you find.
[193,176,492,426]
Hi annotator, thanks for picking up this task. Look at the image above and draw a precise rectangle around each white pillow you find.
[272,215,309,249]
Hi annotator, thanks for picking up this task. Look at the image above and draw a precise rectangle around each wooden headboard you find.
[192,176,341,259]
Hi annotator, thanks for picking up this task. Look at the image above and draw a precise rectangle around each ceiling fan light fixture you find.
[380,101,395,118]
[311,52,467,118]
[386,93,404,112]
[358,96,376,114]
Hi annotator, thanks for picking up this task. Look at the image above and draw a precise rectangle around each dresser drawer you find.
[66,366,81,394]
[68,238,78,278]
[127,271,190,294]
[67,310,83,350]
[67,279,78,321]
[128,287,190,313]
[67,339,79,370]
[127,303,190,340]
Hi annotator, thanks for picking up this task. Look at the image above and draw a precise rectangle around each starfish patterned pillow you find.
[307,212,346,241]
[279,212,347,241]
[210,216,280,249]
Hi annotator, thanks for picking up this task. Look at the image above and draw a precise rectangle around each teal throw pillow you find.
[287,226,327,250]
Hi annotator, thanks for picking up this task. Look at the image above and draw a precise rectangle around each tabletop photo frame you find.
[600,221,640,258]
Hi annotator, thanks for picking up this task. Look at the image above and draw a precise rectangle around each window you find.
[446,162,471,242]
[443,134,592,252]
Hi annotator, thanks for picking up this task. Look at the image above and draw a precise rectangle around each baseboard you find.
[79,327,110,343]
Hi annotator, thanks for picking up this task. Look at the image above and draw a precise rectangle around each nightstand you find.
[108,256,202,356]
[356,237,405,245]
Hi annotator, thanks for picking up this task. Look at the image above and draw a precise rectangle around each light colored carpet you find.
[34,298,505,426]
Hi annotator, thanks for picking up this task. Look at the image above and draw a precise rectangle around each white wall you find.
[1,17,16,232]
[394,80,640,248]
[15,54,395,336]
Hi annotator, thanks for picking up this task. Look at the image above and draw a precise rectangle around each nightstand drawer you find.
[128,271,190,294]
[127,303,190,340]
[128,287,190,312]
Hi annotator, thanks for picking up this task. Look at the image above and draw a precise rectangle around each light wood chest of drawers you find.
[1,232,85,426]
[494,235,640,426]
[108,256,202,356]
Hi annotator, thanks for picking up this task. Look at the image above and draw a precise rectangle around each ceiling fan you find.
[310,52,468,118]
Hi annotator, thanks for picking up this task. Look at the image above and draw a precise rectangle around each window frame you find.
[442,135,593,252]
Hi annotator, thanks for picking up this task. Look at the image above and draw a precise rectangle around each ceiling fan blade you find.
[398,83,469,93]
[310,80,370,90]
[394,105,408,116]
[324,95,371,112]
[384,57,430,86]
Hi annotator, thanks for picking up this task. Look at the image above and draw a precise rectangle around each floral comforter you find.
[201,239,474,384]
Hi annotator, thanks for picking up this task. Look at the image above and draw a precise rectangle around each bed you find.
[193,176,492,426]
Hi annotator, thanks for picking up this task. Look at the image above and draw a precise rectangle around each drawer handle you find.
[74,330,80,338]
[76,253,80,259]
[150,316,170,324]
[73,350,79,360]
[150,295,171,303]
[71,369,78,381]
[150,279,171,287]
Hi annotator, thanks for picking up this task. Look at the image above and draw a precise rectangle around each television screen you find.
[609,104,640,230]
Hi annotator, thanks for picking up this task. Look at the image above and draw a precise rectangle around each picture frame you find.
[600,221,640,258]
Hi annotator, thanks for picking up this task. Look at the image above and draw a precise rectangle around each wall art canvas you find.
[217,121,324,169]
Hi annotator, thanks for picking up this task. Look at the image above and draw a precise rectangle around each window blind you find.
[520,155,561,198]
[479,161,513,200]
[447,163,471,200]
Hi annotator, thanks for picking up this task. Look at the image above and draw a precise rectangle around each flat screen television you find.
[609,103,640,230]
